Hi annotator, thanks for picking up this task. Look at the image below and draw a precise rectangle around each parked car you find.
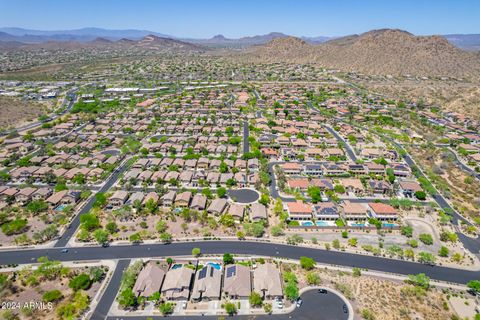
[296,298,303,308]
[275,298,283,309]
[318,288,328,294]
[343,304,348,313]
[60,249,68,253]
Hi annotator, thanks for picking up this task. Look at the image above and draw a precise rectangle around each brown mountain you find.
[133,34,204,51]
[0,34,205,52]
[245,29,480,79]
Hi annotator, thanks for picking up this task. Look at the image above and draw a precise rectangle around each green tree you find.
[438,246,449,257]
[159,302,174,315]
[156,220,168,233]
[414,191,427,200]
[263,302,273,314]
[69,273,92,291]
[306,272,321,285]
[79,213,100,231]
[467,280,480,294]
[43,290,63,302]
[406,273,430,289]
[270,224,284,237]
[129,233,142,243]
[217,187,227,198]
[1,218,27,235]
[348,237,358,247]
[223,253,234,265]
[93,229,109,245]
[192,247,201,257]
[249,292,263,307]
[284,282,299,300]
[105,222,118,234]
[117,288,137,308]
[400,225,413,237]
[307,186,322,203]
[418,252,436,265]
[160,232,172,243]
[419,233,433,245]
[93,192,107,208]
[259,193,270,206]
[225,302,237,315]
[26,200,49,214]
[361,309,376,320]
[89,267,105,282]
[299,256,316,270]
[243,222,265,237]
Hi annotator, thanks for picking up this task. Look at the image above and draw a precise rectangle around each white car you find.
[276,299,283,309]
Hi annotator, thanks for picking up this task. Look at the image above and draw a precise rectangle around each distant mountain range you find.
[244,29,480,78]
[0,33,204,52]
[443,34,480,51]
[1,27,478,50]
[0,27,171,42]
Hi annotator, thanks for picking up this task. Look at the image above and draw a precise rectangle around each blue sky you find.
[0,0,478,38]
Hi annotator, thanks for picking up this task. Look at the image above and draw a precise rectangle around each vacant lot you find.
[0,96,47,130]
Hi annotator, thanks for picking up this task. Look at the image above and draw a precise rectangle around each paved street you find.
[55,158,132,247]
[243,120,250,154]
[92,259,131,320]
[308,102,480,255]
[228,188,259,203]
[1,241,478,284]
[101,288,349,320]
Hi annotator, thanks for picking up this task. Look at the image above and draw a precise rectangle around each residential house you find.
[207,198,228,215]
[313,202,339,221]
[341,201,367,221]
[161,266,194,300]
[367,202,398,221]
[250,203,267,221]
[228,203,245,221]
[175,191,192,207]
[132,262,166,298]
[398,181,423,198]
[191,264,222,301]
[223,264,252,299]
[190,194,207,211]
[109,190,129,209]
[286,201,312,221]
[253,263,283,300]
[161,191,176,207]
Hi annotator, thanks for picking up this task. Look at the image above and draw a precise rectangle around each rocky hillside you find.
[245,29,480,79]
[0,34,206,52]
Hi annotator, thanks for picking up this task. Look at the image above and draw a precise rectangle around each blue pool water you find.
[316,221,329,226]
[55,204,67,212]
[350,223,366,227]
[172,264,183,269]
[300,221,314,227]
[207,262,221,270]
[382,223,397,228]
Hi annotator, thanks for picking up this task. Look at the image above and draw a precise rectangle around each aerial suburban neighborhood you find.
[1,1,480,320]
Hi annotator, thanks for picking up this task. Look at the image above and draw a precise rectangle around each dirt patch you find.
[0,96,47,130]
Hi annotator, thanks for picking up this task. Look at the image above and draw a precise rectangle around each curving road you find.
[101,286,349,320]
[2,241,478,284]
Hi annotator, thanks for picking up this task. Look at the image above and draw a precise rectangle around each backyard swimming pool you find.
[382,222,398,228]
[207,262,222,270]
[55,204,67,212]
[300,221,314,227]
